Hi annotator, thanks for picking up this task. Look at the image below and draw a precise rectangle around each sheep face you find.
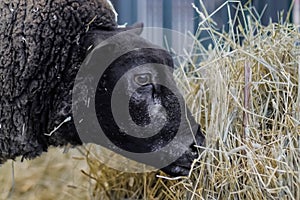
[73,27,205,176]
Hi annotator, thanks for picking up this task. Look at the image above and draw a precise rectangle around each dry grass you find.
[0,148,91,200]
[1,1,300,199]
[174,1,300,199]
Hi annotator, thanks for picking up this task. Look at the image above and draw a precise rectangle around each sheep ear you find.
[80,29,117,52]
[81,22,144,53]
[118,22,144,35]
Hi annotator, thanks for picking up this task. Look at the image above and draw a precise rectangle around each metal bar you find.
[163,0,172,29]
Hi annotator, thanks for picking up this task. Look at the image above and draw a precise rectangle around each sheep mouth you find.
[161,126,205,176]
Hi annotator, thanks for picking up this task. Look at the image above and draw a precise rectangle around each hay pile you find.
[180,2,300,199]
[1,1,299,200]
[0,148,91,200]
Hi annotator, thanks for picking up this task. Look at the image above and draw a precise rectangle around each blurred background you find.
[111,0,298,47]
[111,0,297,31]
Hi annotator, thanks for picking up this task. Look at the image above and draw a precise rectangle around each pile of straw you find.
[0,148,91,200]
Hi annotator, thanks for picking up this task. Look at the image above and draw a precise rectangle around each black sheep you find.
[0,0,205,176]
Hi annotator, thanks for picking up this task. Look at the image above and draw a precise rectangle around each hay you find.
[1,1,299,199]
[0,148,91,200]
[175,1,300,199]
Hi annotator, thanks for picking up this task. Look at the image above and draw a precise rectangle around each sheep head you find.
[73,25,205,176]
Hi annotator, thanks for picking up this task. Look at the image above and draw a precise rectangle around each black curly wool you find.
[0,0,117,163]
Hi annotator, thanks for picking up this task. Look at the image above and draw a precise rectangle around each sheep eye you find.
[134,73,152,86]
